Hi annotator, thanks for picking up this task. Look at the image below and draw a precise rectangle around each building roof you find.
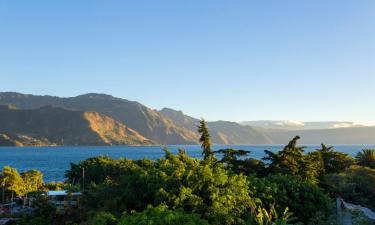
[47,190,82,196]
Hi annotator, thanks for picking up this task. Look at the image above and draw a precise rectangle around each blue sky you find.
[0,1,374,124]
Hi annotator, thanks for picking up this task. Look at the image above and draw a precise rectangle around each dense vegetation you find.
[1,120,375,225]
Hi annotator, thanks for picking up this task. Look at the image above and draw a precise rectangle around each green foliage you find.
[198,119,214,161]
[17,195,56,225]
[45,181,66,190]
[316,144,354,174]
[1,166,44,198]
[118,205,209,225]
[89,211,117,225]
[22,169,44,194]
[14,134,375,225]
[356,149,375,169]
[249,174,330,223]
[247,206,294,225]
[263,136,320,182]
[65,156,122,189]
[263,136,305,176]
[306,210,339,225]
[74,152,254,225]
[1,166,25,196]
[44,181,80,193]
[215,148,251,163]
[352,210,372,225]
[215,148,265,175]
[323,165,375,209]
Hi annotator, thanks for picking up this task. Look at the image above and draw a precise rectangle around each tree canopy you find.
[356,149,375,169]
[198,119,214,161]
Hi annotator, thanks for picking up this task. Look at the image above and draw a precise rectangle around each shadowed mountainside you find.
[0,92,198,145]
[159,108,272,144]
[0,132,54,146]
[0,105,153,146]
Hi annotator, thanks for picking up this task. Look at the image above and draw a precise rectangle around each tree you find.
[198,119,214,161]
[17,195,56,225]
[65,156,120,188]
[323,165,375,209]
[78,151,255,225]
[22,169,44,194]
[214,149,265,175]
[356,149,375,169]
[263,136,304,176]
[249,174,330,223]
[316,144,354,174]
[215,149,251,163]
[89,211,117,225]
[118,205,209,225]
[1,166,44,201]
[1,166,25,196]
[263,136,319,182]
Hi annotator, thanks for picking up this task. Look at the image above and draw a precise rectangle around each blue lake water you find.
[0,144,373,182]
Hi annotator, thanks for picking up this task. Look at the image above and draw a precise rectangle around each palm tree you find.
[356,149,375,169]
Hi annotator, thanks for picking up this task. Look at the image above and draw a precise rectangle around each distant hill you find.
[0,105,153,146]
[0,132,54,146]
[241,120,364,130]
[263,126,375,144]
[159,108,272,144]
[0,92,198,145]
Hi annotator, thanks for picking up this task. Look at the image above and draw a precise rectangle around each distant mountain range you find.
[241,120,364,130]
[159,108,271,144]
[0,92,374,146]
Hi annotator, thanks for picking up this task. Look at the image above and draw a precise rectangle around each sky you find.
[0,1,374,124]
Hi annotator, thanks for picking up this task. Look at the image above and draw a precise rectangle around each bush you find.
[249,174,330,223]
[322,165,375,209]
[118,205,209,225]
[89,211,117,225]
[78,152,255,225]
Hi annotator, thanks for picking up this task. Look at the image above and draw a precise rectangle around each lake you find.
[0,144,373,182]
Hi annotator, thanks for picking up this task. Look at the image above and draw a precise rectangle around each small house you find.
[47,190,82,207]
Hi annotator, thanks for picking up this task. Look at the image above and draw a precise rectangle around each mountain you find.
[1,92,374,145]
[159,108,198,131]
[0,133,54,146]
[263,126,375,144]
[241,120,364,130]
[159,108,272,144]
[0,105,153,146]
[0,92,198,145]
[242,120,375,144]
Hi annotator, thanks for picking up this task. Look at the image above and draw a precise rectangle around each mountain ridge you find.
[159,108,273,144]
[0,105,154,146]
[0,92,198,145]
[1,92,375,145]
